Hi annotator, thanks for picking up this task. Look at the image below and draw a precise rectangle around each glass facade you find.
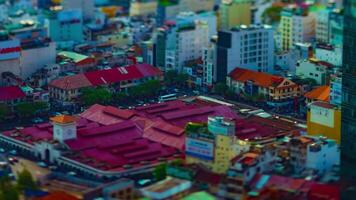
[341,0,356,198]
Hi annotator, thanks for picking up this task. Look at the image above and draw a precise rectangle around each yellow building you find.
[185,117,240,174]
[220,0,251,30]
[279,9,293,51]
[129,0,158,17]
[279,7,316,51]
[97,32,130,48]
[307,101,341,143]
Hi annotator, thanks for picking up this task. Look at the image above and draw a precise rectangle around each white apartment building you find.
[216,24,274,81]
[290,136,340,174]
[202,42,216,87]
[165,20,209,72]
[315,44,342,67]
[62,0,95,20]
[177,11,217,39]
[296,58,329,85]
[316,9,330,43]
[275,43,312,75]
[279,7,316,51]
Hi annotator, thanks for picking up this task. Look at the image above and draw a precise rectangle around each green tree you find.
[81,87,113,106]
[175,73,189,87]
[164,70,178,85]
[225,89,236,99]
[16,169,37,191]
[114,92,129,104]
[262,6,283,24]
[0,104,10,121]
[142,80,162,96]
[0,185,19,200]
[153,163,167,181]
[213,82,229,96]
[15,102,48,118]
[164,70,189,87]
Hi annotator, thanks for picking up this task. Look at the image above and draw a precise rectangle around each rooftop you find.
[50,115,77,124]
[229,68,288,88]
[58,51,89,63]
[0,86,26,101]
[49,64,162,90]
[304,86,330,102]
[141,176,191,198]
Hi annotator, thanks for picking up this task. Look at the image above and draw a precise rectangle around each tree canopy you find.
[0,175,19,200]
[80,87,113,106]
[128,80,162,99]
[213,82,229,95]
[15,101,48,118]
[153,163,167,181]
[0,104,10,121]
[16,168,37,191]
[164,70,189,87]
[262,6,283,24]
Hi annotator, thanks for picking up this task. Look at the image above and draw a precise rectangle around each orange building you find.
[227,68,302,103]
[304,85,330,104]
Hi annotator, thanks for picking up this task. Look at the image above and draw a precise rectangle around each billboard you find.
[185,138,214,160]
[310,105,335,128]
[0,40,21,61]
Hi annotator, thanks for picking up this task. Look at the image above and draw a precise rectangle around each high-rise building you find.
[45,10,84,44]
[62,0,95,20]
[219,0,251,30]
[341,0,356,198]
[155,20,209,72]
[279,7,315,51]
[216,24,274,82]
[156,0,215,26]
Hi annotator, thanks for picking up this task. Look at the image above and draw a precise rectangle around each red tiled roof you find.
[79,101,238,150]
[103,106,135,119]
[304,86,330,102]
[49,64,162,89]
[35,191,79,200]
[0,86,26,101]
[3,117,180,171]
[49,74,92,90]
[136,63,163,77]
[308,183,340,200]
[84,64,161,86]
[229,68,285,88]
[84,66,142,86]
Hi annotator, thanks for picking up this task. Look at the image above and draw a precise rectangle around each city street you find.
[10,158,50,181]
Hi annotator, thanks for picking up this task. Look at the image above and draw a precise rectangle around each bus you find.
[159,94,177,102]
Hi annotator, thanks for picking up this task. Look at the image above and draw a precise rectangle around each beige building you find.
[129,0,158,17]
[220,0,251,30]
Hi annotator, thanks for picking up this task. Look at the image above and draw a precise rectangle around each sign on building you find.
[186,138,214,160]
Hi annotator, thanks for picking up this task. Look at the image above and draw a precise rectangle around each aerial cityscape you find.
[0,0,354,199]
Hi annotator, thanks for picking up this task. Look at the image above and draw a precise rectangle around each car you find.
[11,157,18,163]
[137,179,153,187]
[67,171,77,176]
[9,150,17,155]
[37,161,47,168]
[31,117,44,124]
[49,165,58,171]
[62,111,70,115]
[8,157,17,165]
